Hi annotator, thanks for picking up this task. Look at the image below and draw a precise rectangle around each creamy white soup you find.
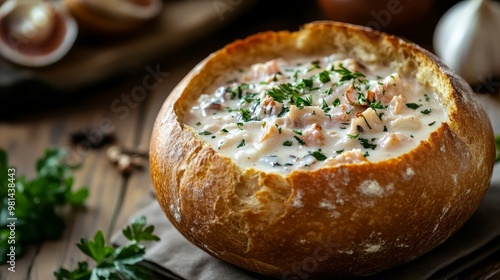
[185,55,446,174]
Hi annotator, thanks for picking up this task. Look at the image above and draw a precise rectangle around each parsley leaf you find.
[122,216,161,243]
[239,108,252,122]
[318,70,331,83]
[198,131,212,135]
[0,148,88,263]
[237,140,246,148]
[359,138,377,150]
[308,150,327,161]
[294,95,313,108]
[283,141,293,147]
[332,64,366,82]
[267,87,288,103]
[321,99,331,113]
[406,103,421,110]
[278,106,289,117]
[294,136,306,145]
[421,109,431,115]
[298,78,313,88]
[369,100,385,110]
[54,216,160,280]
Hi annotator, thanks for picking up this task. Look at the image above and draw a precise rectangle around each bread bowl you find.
[150,22,495,278]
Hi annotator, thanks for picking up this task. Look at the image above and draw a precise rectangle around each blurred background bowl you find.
[316,0,434,33]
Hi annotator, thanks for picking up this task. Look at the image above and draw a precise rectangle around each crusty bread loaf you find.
[150,22,495,278]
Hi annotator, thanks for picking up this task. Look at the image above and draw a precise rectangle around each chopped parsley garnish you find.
[428,121,436,126]
[406,103,421,110]
[359,138,377,150]
[278,106,289,117]
[307,64,321,72]
[242,93,258,103]
[383,125,388,132]
[324,87,333,95]
[421,109,431,115]
[332,64,366,82]
[221,128,229,133]
[347,133,359,139]
[336,149,344,154]
[299,78,313,88]
[229,84,247,100]
[321,99,330,113]
[363,151,370,158]
[332,98,341,107]
[266,83,313,108]
[360,114,372,130]
[294,136,306,145]
[318,70,331,83]
[369,100,385,110]
[196,122,201,126]
[267,86,288,103]
[239,108,252,122]
[309,150,327,161]
[293,130,303,135]
[199,131,212,135]
[294,95,313,108]
[237,139,246,148]
[283,140,293,147]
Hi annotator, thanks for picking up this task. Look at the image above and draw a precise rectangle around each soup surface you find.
[185,55,446,174]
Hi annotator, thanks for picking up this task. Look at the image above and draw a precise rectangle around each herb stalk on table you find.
[0,148,88,262]
[54,216,160,280]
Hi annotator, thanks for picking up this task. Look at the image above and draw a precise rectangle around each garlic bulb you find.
[433,0,500,85]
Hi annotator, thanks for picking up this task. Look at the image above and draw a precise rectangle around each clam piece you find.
[64,0,163,35]
[0,0,78,67]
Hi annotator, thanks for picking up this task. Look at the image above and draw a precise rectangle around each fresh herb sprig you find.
[54,216,160,280]
[0,148,88,262]
[266,82,314,109]
[331,64,366,83]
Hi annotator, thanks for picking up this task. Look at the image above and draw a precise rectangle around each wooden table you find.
[1,1,499,279]
[0,53,174,280]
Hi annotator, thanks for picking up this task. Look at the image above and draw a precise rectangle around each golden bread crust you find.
[150,22,495,278]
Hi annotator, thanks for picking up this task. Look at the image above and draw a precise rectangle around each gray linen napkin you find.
[112,183,500,280]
